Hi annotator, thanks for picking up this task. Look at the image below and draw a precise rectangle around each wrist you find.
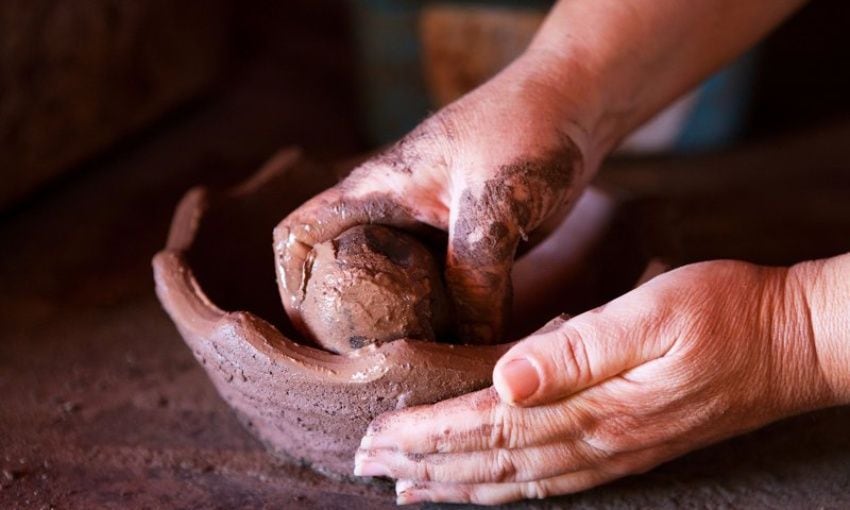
[508,45,607,174]
[523,0,806,162]
[520,1,652,162]
[791,255,850,406]
[519,6,670,167]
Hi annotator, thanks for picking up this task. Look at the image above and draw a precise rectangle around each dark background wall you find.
[749,1,850,137]
[0,0,847,211]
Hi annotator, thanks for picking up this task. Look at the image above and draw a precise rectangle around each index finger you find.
[358,387,596,455]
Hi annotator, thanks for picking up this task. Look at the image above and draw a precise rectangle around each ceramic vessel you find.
[152,149,507,477]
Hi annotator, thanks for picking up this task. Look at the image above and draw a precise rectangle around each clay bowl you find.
[152,149,648,478]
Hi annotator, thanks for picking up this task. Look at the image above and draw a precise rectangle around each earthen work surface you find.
[3,63,850,507]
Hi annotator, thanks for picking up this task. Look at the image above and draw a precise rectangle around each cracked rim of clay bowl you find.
[152,148,508,478]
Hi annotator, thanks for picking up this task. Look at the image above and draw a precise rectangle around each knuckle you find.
[358,118,452,182]
[416,458,434,482]
[574,435,616,466]
[430,425,455,453]
[594,434,631,455]
[365,416,389,438]
[590,415,642,452]
[489,449,519,483]
[522,480,550,500]
[487,404,520,449]
[452,191,519,259]
[272,223,289,246]
[551,325,593,388]
[346,161,382,185]
[452,220,517,263]
[467,486,492,506]
[603,456,643,477]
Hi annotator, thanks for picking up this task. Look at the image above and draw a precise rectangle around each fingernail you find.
[498,358,539,403]
[395,480,416,494]
[354,460,391,477]
[397,490,426,505]
[396,481,427,505]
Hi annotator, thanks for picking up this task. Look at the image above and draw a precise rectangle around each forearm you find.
[794,253,850,406]
[520,0,807,161]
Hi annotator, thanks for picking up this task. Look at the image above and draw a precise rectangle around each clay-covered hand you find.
[354,260,839,505]
[274,52,593,344]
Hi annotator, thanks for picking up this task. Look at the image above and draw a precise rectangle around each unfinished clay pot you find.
[152,149,509,478]
[153,148,649,479]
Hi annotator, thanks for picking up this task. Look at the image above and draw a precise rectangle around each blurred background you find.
[2,2,850,508]
[2,0,850,211]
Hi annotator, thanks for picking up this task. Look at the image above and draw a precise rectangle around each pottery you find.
[152,149,508,478]
[152,147,650,478]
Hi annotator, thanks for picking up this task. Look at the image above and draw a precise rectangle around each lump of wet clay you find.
[301,224,451,353]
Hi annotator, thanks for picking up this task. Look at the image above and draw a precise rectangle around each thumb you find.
[493,299,671,407]
[446,205,521,345]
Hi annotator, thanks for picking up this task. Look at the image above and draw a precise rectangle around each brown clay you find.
[301,224,450,353]
[152,149,508,478]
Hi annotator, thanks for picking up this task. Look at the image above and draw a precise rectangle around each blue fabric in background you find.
[352,0,756,153]
[676,50,758,153]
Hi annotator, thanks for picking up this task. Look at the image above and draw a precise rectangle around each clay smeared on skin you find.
[448,137,584,344]
[301,225,451,353]
[276,123,584,347]
[534,312,572,335]
[366,115,455,176]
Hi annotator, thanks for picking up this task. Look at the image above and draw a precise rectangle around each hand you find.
[354,260,838,505]
[274,51,596,344]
